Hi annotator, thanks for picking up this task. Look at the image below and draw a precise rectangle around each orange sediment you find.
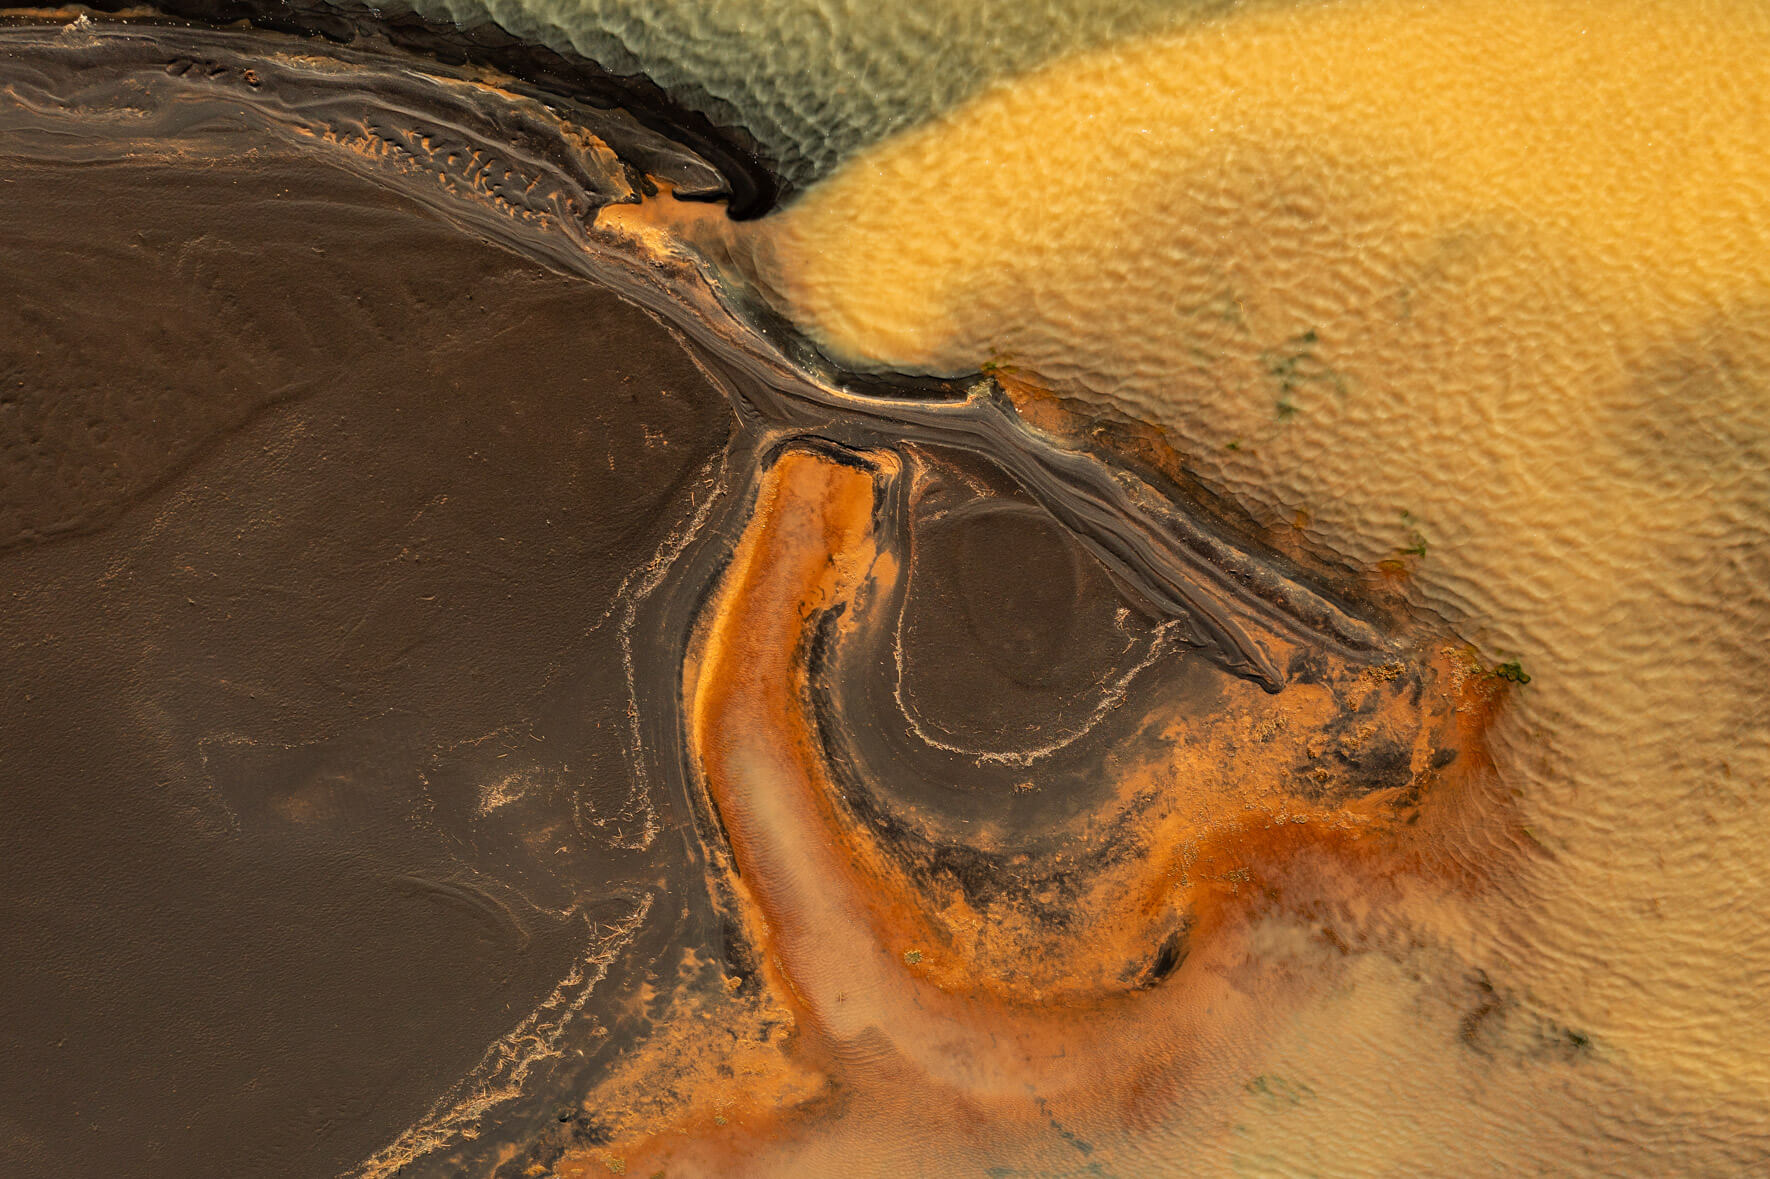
[573,444,1507,1176]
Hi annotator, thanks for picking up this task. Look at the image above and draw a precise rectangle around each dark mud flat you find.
[0,116,734,1178]
[0,16,1432,1177]
[816,444,1181,832]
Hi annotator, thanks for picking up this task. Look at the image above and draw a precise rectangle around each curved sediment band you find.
[685,447,1135,1097]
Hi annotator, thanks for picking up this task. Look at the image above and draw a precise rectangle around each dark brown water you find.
[0,119,736,1177]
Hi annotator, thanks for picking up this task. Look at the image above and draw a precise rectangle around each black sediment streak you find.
[2,17,1385,686]
[27,0,783,215]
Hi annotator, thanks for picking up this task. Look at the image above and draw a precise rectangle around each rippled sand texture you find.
[733,0,1770,1171]
[401,0,1225,188]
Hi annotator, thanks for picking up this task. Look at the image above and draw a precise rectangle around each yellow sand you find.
[733,0,1770,1171]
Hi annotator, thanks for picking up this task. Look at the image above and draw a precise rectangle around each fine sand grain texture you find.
[729,0,1770,1170]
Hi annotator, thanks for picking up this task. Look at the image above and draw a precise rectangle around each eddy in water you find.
[1,1,1765,1176]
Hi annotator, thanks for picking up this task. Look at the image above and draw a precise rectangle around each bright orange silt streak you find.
[684,446,1274,1118]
